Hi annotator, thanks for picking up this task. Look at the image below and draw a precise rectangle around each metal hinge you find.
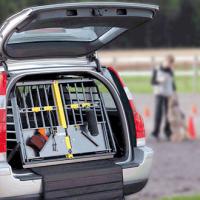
[0,57,8,73]
[87,54,102,72]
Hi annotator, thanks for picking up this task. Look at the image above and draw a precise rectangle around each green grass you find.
[121,75,200,94]
[121,76,152,93]
[161,195,200,200]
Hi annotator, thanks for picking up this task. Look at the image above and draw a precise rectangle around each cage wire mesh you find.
[11,78,116,166]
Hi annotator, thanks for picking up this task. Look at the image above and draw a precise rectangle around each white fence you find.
[100,55,200,65]
[100,54,200,92]
[118,70,200,77]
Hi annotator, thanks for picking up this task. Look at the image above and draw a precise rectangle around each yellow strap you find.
[52,81,73,159]
[70,104,79,109]
[65,136,72,149]
[52,81,67,128]
[82,102,91,108]
[66,153,74,159]
[44,106,53,111]
[32,107,40,112]
[65,136,73,159]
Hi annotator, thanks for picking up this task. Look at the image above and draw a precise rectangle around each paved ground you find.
[129,140,200,200]
[126,94,200,200]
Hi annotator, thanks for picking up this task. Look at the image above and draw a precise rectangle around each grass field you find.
[161,195,200,200]
[121,75,200,94]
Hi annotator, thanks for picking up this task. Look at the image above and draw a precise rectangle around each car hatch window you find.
[8,27,112,44]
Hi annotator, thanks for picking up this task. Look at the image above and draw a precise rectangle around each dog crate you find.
[10,78,116,167]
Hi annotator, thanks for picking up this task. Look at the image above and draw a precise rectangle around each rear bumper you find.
[122,146,154,195]
[0,146,153,198]
[0,162,42,198]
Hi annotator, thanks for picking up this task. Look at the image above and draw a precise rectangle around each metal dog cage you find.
[10,78,116,167]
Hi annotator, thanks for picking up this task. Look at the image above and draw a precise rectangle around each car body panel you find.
[1,58,96,73]
[123,147,153,183]
[0,162,42,198]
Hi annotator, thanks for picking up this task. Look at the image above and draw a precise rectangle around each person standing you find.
[151,55,176,140]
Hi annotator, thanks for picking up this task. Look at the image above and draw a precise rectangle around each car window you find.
[8,27,112,44]
[95,80,116,109]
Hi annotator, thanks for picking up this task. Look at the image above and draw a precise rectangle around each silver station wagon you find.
[0,2,158,199]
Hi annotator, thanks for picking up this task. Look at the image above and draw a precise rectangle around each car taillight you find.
[108,66,146,147]
[133,110,146,147]
[0,71,7,159]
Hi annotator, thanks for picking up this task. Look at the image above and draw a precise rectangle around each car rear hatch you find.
[0,2,158,60]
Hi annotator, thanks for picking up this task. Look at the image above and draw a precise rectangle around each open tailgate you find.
[0,2,158,60]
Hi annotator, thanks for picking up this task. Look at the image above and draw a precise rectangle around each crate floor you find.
[31,160,124,200]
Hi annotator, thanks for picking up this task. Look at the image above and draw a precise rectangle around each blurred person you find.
[151,55,176,141]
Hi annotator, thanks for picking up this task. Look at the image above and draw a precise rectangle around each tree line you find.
[0,0,200,49]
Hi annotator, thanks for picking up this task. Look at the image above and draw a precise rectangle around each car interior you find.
[7,73,126,170]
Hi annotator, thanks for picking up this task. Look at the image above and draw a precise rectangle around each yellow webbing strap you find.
[52,81,73,159]
[66,153,74,159]
[82,102,91,108]
[65,136,73,159]
[32,107,40,112]
[52,81,67,129]
[44,106,53,111]
[70,104,79,109]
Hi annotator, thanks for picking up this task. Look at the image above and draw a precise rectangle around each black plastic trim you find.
[122,161,139,169]
[124,179,148,195]
[2,194,40,200]
[15,174,42,181]
[108,70,137,149]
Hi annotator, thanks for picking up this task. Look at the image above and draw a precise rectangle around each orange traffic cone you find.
[187,116,196,140]
[144,106,151,118]
[192,104,198,115]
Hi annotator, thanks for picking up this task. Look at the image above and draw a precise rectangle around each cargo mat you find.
[32,160,124,200]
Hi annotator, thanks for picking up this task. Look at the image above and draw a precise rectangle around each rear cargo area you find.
[7,74,125,169]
